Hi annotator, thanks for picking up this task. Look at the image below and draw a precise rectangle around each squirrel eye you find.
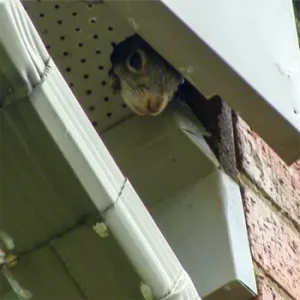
[128,51,143,71]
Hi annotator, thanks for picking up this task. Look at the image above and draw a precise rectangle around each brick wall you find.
[233,116,300,300]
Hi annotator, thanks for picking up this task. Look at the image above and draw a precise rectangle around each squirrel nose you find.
[147,96,163,113]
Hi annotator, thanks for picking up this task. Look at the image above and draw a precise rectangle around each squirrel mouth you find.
[126,96,168,116]
[147,99,156,114]
[129,100,162,116]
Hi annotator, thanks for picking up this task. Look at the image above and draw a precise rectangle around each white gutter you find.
[0,0,201,299]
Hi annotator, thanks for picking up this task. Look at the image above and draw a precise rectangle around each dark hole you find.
[98,65,104,70]
[78,42,84,48]
[101,81,106,86]
[90,18,96,24]
[81,58,86,63]
[54,4,60,9]
[39,13,45,17]
[121,104,127,108]
[84,74,89,79]
[108,26,113,31]
[60,36,65,41]
[92,121,98,127]
[46,44,51,49]
[66,67,71,72]
[87,3,93,8]
[106,113,112,118]
[88,106,95,111]
[95,50,101,55]
[75,27,81,32]
[294,109,298,114]
[63,51,68,56]
[69,82,74,87]
[57,20,63,24]
[104,96,109,102]
[93,34,98,40]
[72,12,78,16]
[86,89,92,95]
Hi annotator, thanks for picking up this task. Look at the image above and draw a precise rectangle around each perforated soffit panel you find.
[22,0,135,134]
[23,0,300,164]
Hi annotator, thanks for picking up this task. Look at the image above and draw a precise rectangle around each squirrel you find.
[109,34,183,116]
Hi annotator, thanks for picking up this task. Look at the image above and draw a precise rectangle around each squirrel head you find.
[109,34,183,116]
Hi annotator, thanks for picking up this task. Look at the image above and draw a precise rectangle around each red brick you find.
[242,186,300,300]
[235,117,276,198]
[235,116,300,228]
[270,150,300,228]
[291,161,300,175]
[255,276,293,300]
